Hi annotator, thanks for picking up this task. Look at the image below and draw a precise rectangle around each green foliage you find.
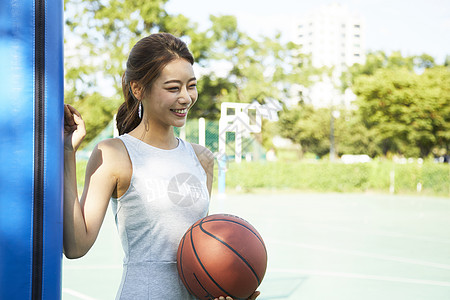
[189,75,231,120]
[278,103,331,157]
[77,158,449,197]
[225,161,371,192]
[64,0,320,145]
[64,0,211,144]
[353,66,450,157]
[222,160,449,197]
[278,51,449,159]
[333,109,374,156]
[260,120,278,150]
[64,1,448,160]
[75,92,118,149]
[197,15,318,108]
[341,51,435,91]
[329,51,450,158]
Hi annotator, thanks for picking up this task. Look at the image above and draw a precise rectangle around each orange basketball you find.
[177,214,267,300]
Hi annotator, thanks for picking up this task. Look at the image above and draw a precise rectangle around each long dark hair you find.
[116,33,194,135]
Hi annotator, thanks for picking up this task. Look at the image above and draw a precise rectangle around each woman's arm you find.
[191,143,214,197]
[63,105,118,259]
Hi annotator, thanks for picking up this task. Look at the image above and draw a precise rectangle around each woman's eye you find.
[167,87,179,91]
[189,83,197,89]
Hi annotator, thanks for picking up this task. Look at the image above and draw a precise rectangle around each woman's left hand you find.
[214,291,260,300]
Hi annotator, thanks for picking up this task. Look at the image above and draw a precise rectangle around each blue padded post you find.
[0,0,64,299]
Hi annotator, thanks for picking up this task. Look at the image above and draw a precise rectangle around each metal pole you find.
[330,110,335,161]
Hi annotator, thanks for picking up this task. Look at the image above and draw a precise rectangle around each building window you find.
[354,24,360,28]
[354,34,360,38]
[354,53,360,57]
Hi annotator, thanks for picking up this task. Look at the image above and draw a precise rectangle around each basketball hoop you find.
[217,99,282,196]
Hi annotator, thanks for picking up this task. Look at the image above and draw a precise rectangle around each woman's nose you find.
[178,87,193,104]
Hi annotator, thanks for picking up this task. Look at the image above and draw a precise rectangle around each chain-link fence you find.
[77,118,267,162]
[175,118,266,161]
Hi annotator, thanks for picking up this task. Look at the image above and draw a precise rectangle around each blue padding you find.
[0,1,35,298]
[42,1,64,299]
[0,0,63,299]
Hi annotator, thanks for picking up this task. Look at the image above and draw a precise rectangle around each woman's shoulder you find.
[189,143,214,168]
[96,137,127,155]
[91,138,130,168]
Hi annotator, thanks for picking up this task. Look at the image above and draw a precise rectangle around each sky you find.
[165,0,450,63]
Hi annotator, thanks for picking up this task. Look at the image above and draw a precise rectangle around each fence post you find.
[389,169,395,194]
[180,125,186,140]
[199,117,205,147]
[218,155,227,199]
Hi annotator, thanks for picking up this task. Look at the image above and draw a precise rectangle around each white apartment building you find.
[294,3,365,107]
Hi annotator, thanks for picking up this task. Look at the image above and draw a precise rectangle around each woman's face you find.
[143,58,198,128]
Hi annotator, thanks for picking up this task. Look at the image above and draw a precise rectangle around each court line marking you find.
[268,240,450,270]
[244,214,450,245]
[269,268,450,287]
[62,288,99,300]
[311,223,450,245]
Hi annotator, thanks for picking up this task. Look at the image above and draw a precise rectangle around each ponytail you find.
[116,73,141,135]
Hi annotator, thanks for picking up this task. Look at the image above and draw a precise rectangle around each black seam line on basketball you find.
[178,233,190,295]
[193,272,215,299]
[192,219,268,260]
[180,227,196,296]
[193,218,267,256]
[199,220,261,286]
[191,218,236,299]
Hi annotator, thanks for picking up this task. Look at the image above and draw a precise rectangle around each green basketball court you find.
[62,192,450,299]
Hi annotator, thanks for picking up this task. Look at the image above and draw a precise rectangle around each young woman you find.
[64,33,259,300]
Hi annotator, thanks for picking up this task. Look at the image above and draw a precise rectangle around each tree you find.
[64,1,321,147]
[341,50,429,91]
[341,51,450,158]
[353,65,450,157]
[334,110,375,157]
[64,0,216,146]
[193,16,318,115]
[278,103,331,158]
[419,66,450,154]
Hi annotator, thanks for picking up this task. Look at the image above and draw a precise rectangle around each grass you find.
[75,158,449,197]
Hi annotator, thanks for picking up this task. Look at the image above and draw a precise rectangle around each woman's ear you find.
[130,81,143,100]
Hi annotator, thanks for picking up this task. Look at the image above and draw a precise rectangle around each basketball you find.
[177,214,267,300]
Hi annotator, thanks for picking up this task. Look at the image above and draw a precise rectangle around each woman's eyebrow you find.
[163,77,196,84]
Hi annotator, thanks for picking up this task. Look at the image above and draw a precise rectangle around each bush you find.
[219,160,449,197]
[75,159,449,197]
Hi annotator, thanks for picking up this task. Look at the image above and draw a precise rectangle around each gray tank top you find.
[111,134,209,299]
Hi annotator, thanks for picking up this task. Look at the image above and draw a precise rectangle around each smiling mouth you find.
[170,108,188,114]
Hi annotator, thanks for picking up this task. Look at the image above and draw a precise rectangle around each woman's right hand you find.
[214,291,260,300]
[64,104,86,152]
